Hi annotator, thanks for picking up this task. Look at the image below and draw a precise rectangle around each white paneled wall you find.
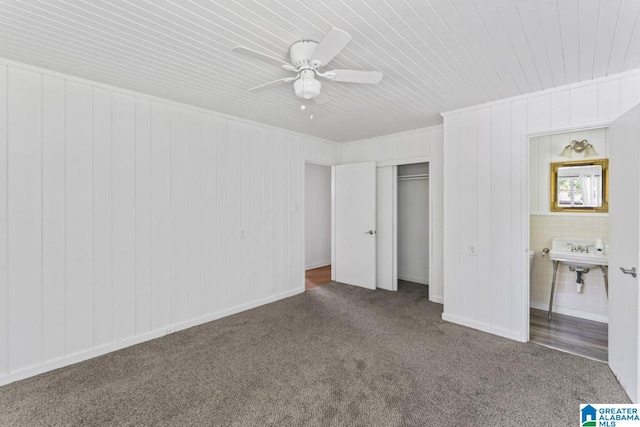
[342,126,444,303]
[305,163,331,270]
[443,69,640,341]
[0,61,340,385]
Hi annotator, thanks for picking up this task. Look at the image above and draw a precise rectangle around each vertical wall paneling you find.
[169,106,189,324]
[570,85,598,124]
[150,102,172,330]
[93,88,113,346]
[239,123,251,304]
[511,100,527,331]
[187,111,202,319]
[255,128,268,300]
[292,139,304,290]
[135,99,152,335]
[65,81,94,354]
[200,115,217,315]
[263,131,274,298]
[111,93,136,341]
[597,79,621,121]
[444,115,461,317]
[214,118,230,313]
[551,91,571,127]
[0,60,341,385]
[226,120,242,308]
[7,67,42,371]
[42,75,66,360]
[0,65,8,375]
[458,111,478,320]
[489,103,512,332]
[271,131,284,296]
[249,126,264,300]
[442,71,640,341]
[476,107,493,325]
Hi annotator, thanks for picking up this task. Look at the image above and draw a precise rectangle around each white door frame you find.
[521,120,613,342]
[303,160,335,290]
[377,156,432,293]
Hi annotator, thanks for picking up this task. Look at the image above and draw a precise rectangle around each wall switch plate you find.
[469,246,477,256]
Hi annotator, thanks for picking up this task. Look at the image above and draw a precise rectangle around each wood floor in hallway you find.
[305,265,331,290]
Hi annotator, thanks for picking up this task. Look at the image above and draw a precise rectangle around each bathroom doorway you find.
[528,128,609,361]
[304,163,332,290]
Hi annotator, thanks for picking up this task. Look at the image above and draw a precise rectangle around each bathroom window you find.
[557,176,583,207]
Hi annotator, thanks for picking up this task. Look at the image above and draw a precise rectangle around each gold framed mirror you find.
[550,159,608,213]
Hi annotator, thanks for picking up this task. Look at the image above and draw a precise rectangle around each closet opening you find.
[304,162,332,291]
[396,163,430,292]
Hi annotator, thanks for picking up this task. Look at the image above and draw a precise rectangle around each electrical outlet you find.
[240,230,245,239]
[469,246,477,256]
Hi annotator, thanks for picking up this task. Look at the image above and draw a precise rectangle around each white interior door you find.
[376,166,396,291]
[333,162,376,289]
[609,103,640,403]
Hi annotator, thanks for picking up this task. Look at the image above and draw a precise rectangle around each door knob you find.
[620,267,637,278]
[364,230,376,235]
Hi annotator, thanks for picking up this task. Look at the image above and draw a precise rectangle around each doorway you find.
[304,163,332,290]
[397,163,430,291]
[374,160,431,293]
[527,128,609,361]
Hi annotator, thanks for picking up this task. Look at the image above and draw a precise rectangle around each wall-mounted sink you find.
[546,237,609,321]
[549,237,608,269]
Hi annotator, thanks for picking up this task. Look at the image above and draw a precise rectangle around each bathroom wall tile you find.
[530,214,608,319]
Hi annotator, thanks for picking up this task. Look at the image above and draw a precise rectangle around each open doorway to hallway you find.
[305,163,332,290]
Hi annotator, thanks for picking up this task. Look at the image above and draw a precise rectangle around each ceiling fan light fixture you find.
[294,76,322,99]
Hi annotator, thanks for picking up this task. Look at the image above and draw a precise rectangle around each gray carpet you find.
[0,281,630,426]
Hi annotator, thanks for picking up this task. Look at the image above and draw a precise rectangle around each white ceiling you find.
[1,0,639,142]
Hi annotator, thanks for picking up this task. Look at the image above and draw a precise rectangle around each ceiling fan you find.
[232,27,383,104]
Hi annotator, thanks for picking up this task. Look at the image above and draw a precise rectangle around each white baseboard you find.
[398,274,428,285]
[430,295,443,304]
[530,301,608,324]
[442,312,526,343]
[0,287,304,387]
[305,261,331,270]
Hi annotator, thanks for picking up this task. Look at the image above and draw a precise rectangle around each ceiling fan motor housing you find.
[289,40,319,68]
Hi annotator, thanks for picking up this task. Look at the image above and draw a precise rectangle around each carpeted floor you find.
[0,282,630,426]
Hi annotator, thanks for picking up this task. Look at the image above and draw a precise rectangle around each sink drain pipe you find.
[576,270,585,293]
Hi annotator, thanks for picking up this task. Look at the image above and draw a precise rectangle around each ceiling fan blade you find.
[232,46,290,69]
[310,27,351,66]
[249,77,296,92]
[313,90,330,105]
[324,69,383,84]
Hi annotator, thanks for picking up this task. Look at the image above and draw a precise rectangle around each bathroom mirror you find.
[550,159,608,213]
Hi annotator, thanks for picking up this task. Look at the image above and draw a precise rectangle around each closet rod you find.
[397,173,429,181]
